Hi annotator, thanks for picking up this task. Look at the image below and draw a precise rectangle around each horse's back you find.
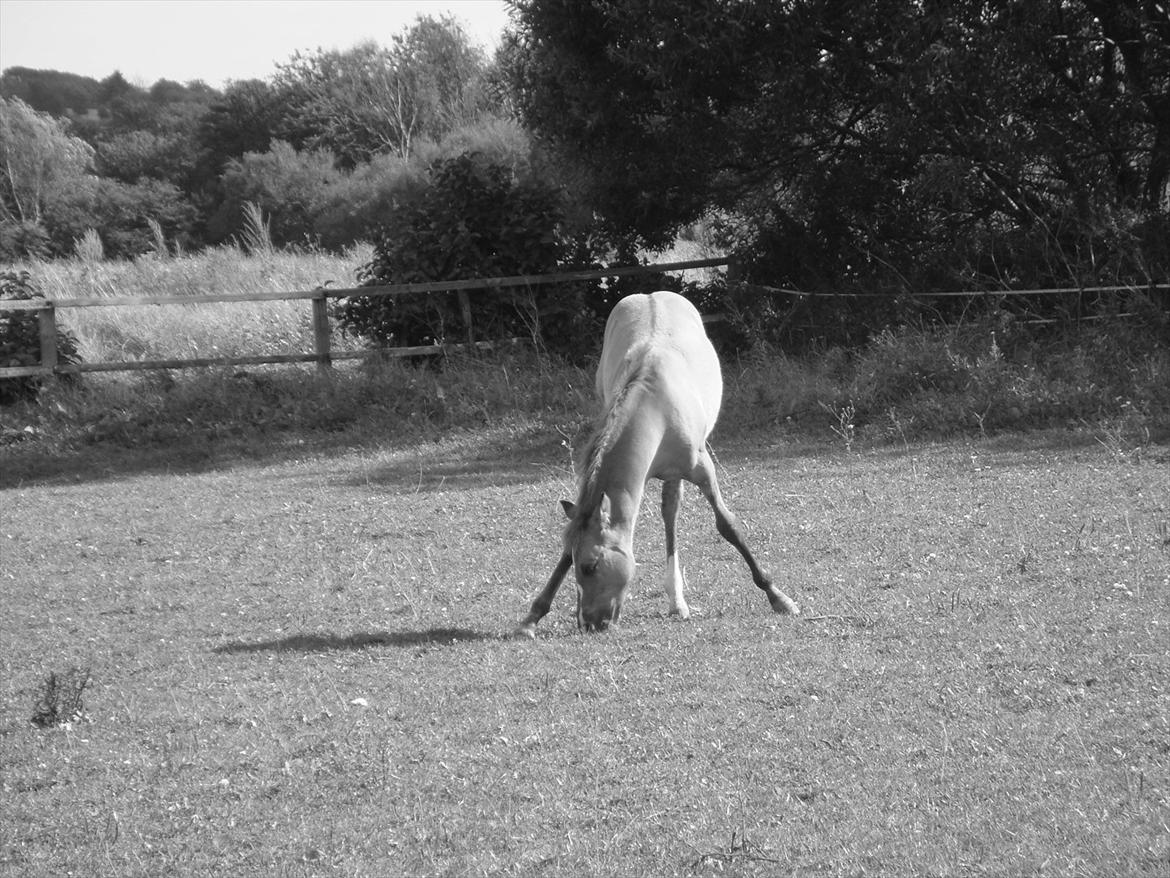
[598,290,722,431]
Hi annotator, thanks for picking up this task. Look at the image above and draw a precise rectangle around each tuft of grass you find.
[30,667,91,728]
[72,228,104,263]
[237,201,275,257]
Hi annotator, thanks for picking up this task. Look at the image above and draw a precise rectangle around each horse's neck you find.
[591,399,663,531]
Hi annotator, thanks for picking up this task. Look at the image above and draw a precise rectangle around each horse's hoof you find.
[513,624,537,640]
[768,592,800,615]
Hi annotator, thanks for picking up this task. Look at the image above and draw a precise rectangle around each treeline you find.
[0,14,517,260]
[2,2,1168,351]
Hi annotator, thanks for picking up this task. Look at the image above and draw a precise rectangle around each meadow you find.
[1,428,1167,876]
[1,248,1168,876]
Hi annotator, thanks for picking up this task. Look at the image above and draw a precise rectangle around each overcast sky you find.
[0,0,512,88]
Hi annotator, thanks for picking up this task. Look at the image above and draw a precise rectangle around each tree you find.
[0,97,94,226]
[276,15,494,165]
[0,67,101,116]
[192,79,287,192]
[206,140,342,245]
[46,176,198,258]
[507,0,1170,298]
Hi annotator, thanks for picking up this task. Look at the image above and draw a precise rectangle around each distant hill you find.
[0,67,103,115]
[1,67,221,123]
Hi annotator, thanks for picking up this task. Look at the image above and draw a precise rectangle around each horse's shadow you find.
[213,626,492,655]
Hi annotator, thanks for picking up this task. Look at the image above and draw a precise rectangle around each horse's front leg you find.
[661,479,690,619]
[691,453,799,616]
[514,553,572,638]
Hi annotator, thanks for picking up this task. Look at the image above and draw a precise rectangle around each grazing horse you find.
[515,290,799,636]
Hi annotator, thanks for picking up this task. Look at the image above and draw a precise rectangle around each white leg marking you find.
[663,554,690,619]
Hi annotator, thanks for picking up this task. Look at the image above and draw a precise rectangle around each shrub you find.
[0,270,81,405]
[338,154,604,358]
[45,177,198,259]
[312,153,428,250]
[0,219,51,260]
[207,141,342,247]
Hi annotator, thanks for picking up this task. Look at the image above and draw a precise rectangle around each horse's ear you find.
[561,500,576,519]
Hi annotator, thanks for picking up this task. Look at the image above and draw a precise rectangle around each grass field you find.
[2,425,1167,876]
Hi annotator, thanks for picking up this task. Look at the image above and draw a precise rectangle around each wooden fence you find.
[2,257,1165,380]
[0,256,733,380]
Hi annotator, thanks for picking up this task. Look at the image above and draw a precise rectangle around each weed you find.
[31,666,91,728]
[72,228,104,263]
[821,401,857,452]
[238,201,275,257]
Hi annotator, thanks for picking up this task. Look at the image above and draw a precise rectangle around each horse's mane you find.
[572,364,646,522]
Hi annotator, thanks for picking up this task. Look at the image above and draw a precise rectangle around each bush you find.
[207,141,343,247]
[0,270,82,405]
[0,220,51,260]
[338,154,604,358]
[312,153,428,250]
[45,177,199,259]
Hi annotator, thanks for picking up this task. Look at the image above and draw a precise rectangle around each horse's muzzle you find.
[578,599,622,632]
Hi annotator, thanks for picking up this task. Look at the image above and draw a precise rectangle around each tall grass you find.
[15,243,373,364]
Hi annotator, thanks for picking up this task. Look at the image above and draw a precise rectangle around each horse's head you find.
[561,495,634,631]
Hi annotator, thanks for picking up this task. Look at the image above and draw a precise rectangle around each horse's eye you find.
[580,560,599,577]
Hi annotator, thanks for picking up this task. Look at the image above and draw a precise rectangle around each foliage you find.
[207,140,342,246]
[507,0,1170,309]
[45,176,198,259]
[339,154,603,356]
[95,129,193,185]
[0,96,95,225]
[0,219,51,260]
[312,152,428,250]
[0,66,102,116]
[722,314,1170,443]
[192,78,291,197]
[0,269,81,405]
[275,15,496,166]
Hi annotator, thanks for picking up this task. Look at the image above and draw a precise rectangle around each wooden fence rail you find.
[2,257,1165,380]
[0,257,734,380]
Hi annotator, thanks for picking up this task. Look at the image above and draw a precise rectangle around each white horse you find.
[516,290,799,635]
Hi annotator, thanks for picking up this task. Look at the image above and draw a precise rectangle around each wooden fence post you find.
[457,289,475,346]
[38,302,58,376]
[311,291,331,373]
[726,257,742,285]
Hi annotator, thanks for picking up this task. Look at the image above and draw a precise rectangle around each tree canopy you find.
[506,0,1170,292]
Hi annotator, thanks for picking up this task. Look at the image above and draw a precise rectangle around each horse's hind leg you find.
[515,553,572,639]
[691,453,800,616]
[661,479,690,619]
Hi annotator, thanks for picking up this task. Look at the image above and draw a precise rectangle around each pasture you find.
[1,426,1167,876]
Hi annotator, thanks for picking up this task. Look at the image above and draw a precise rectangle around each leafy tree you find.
[276,15,495,165]
[0,67,101,116]
[193,79,287,189]
[507,0,1170,306]
[0,97,94,226]
[206,140,342,245]
[312,152,428,250]
[46,176,198,258]
[96,129,191,184]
